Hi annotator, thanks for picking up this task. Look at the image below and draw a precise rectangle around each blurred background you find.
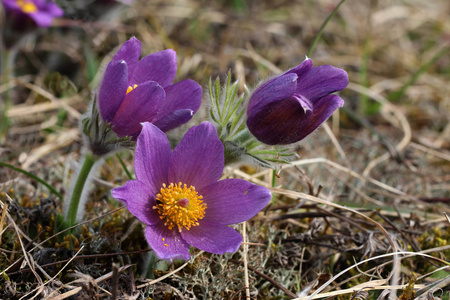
[2,0,449,194]
[1,0,449,298]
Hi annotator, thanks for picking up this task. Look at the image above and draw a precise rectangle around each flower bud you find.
[246,58,348,145]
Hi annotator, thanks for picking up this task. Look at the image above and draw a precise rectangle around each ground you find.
[0,0,449,299]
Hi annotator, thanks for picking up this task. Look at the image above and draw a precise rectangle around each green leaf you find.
[0,161,63,199]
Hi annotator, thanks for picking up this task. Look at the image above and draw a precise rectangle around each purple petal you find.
[304,93,344,134]
[152,79,202,131]
[200,179,271,225]
[33,0,46,6]
[296,65,349,101]
[134,122,172,194]
[113,37,141,79]
[111,81,165,139]
[247,96,302,145]
[145,223,191,260]
[111,180,161,225]
[247,94,344,145]
[181,221,242,255]
[98,60,128,123]
[247,73,298,114]
[131,49,177,88]
[28,11,54,27]
[285,57,313,78]
[43,1,64,16]
[168,122,224,190]
[2,0,19,10]
[153,109,195,132]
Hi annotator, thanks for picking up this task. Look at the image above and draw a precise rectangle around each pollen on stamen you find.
[17,0,38,13]
[126,84,138,94]
[153,182,206,232]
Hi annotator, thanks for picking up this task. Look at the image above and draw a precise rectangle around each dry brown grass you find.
[1,0,449,299]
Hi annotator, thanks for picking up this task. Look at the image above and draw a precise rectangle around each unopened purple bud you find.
[246,58,348,145]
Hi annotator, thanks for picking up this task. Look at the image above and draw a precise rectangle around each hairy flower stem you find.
[65,151,98,226]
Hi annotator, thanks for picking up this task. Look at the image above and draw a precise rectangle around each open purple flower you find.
[98,37,202,140]
[1,0,63,27]
[112,122,271,260]
[246,58,349,145]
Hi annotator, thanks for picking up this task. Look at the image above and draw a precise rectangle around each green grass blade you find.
[272,169,277,188]
[0,99,10,143]
[307,0,347,57]
[388,46,450,101]
[116,153,133,180]
[0,161,63,199]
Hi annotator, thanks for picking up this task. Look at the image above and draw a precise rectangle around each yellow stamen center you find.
[126,84,138,94]
[16,0,38,13]
[153,182,206,232]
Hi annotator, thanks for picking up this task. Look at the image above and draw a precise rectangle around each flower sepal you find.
[209,72,248,142]
[209,73,296,168]
[224,140,296,169]
[81,96,134,157]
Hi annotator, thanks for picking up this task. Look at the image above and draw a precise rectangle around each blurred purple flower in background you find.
[246,58,349,145]
[112,122,271,260]
[96,0,133,4]
[98,37,202,140]
[1,0,63,27]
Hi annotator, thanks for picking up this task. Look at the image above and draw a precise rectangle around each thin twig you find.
[229,259,297,298]
[242,222,250,300]
[303,251,448,300]
[269,187,398,252]
[136,261,190,289]
[19,246,85,300]
[111,263,120,300]
[5,249,152,276]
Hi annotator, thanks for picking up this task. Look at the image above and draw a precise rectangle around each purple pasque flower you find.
[98,37,202,140]
[246,58,349,145]
[112,122,271,260]
[96,0,133,4]
[1,0,63,27]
